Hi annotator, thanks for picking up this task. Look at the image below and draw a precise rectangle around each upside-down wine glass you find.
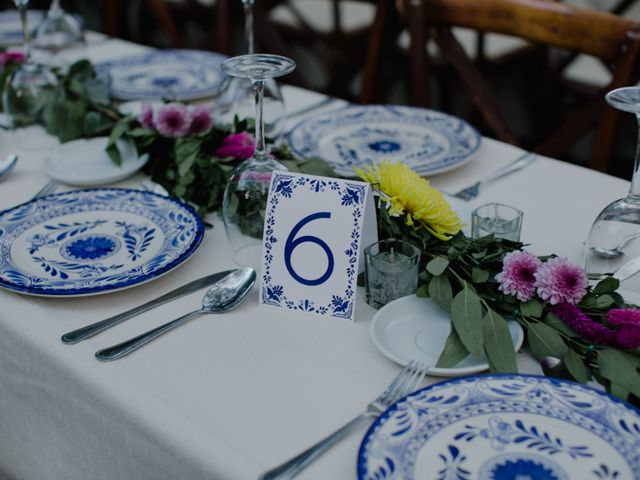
[2,0,58,129]
[215,0,285,140]
[585,86,640,277]
[221,54,296,270]
[32,0,84,52]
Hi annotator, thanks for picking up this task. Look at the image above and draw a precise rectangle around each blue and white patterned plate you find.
[0,10,44,46]
[286,105,481,177]
[96,50,227,101]
[358,374,640,480]
[0,189,204,296]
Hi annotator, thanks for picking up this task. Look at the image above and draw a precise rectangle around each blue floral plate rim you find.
[0,188,204,297]
[286,104,482,177]
[96,49,227,101]
[357,373,640,480]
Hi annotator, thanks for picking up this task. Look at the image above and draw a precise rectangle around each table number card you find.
[260,172,377,321]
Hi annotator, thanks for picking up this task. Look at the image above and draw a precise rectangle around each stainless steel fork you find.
[32,179,58,199]
[451,152,536,201]
[259,361,428,480]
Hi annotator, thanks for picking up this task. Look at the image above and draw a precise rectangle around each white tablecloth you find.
[0,35,636,480]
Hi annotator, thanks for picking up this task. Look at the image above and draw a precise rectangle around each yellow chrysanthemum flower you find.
[355,161,463,241]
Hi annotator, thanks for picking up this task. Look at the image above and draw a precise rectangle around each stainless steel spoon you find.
[0,154,18,180]
[95,267,256,361]
[590,232,640,258]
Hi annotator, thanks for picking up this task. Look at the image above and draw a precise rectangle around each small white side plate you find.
[370,295,524,376]
[43,137,148,186]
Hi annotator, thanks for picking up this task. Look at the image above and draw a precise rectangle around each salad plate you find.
[96,50,227,101]
[358,374,640,479]
[43,137,148,186]
[0,10,44,46]
[370,295,524,376]
[286,105,481,178]
[0,188,203,296]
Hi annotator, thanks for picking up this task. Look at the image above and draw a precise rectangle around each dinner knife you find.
[61,269,235,344]
[613,255,640,282]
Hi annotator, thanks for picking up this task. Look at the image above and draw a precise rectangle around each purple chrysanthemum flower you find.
[138,103,155,130]
[495,251,541,301]
[551,303,614,345]
[607,308,640,328]
[613,327,640,350]
[188,105,214,134]
[534,257,588,305]
[0,50,25,65]
[154,103,192,137]
[215,132,255,160]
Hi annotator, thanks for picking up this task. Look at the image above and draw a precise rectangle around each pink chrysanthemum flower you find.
[534,257,588,305]
[215,132,255,160]
[607,308,640,328]
[613,327,640,350]
[138,103,155,130]
[188,105,214,134]
[495,251,541,301]
[551,304,614,345]
[154,103,192,137]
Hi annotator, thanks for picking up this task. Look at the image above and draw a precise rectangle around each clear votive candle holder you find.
[471,202,523,241]
[364,239,421,309]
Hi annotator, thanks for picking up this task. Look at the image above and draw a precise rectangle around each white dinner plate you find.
[0,188,204,296]
[43,137,148,186]
[370,295,524,376]
[0,10,44,46]
[358,374,640,480]
[286,105,481,178]
[96,50,227,101]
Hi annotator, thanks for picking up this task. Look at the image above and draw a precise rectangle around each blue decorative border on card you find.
[262,173,366,320]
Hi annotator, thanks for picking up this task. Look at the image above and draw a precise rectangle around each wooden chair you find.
[395,0,640,171]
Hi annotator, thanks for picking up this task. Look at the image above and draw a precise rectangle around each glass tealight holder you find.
[471,202,523,242]
[364,239,421,309]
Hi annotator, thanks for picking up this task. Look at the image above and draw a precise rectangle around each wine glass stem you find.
[18,6,31,61]
[244,0,255,55]
[630,114,640,200]
[252,79,266,159]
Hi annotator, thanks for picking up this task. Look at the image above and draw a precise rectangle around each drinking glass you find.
[364,239,421,309]
[471,202,523,242]
[2,0,58,129]
[585,86,640,277]
[32,0,84,52]
[215,0,285,140]
[221,54,296,270]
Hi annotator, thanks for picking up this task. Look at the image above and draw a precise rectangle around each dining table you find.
[0,29,638,480]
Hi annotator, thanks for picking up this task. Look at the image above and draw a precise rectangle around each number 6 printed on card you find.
[260,172,377,321]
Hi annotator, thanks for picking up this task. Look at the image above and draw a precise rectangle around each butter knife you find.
[61,269,235,344]
[613,256,640,282]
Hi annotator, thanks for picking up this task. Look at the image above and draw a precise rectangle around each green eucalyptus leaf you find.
[105,142,121,166]
[593,276,620,295]
[436,328,469,368]
[520,299,543,318]
[471,267,490,283]
[609,383,630,401]
[598,348,640,398]
[562,349,590,383]
[416,284,429,298]
[594,294,615,309]
[426,257,449,276]
[481,309,517,373]
[450,286,484,358]
[544,312,579,337]
[527,322,568,360]
[428,274,452,312]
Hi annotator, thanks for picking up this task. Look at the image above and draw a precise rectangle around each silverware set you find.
[61,268,256,360]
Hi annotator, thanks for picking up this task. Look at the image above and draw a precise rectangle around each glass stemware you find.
[215,0,285,140]
[585,86,640,277]
[2,0,58,129]
[32,0,84,52]
[221,54,296,270]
